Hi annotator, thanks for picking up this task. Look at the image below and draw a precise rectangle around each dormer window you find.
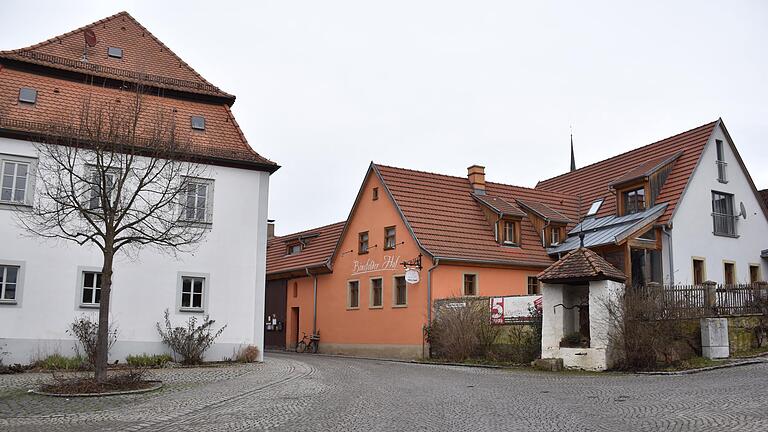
[502,220,519,246]
[550,227,561,245]
[586,199,603,217]
[287,244,302,255]
[191,116,206,131]
[107,47,123,59]
[18,87,37,104]
[622,187,645,215]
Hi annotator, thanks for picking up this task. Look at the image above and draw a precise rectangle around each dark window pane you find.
[182,278,191,293]
[6,267,17,284]
[182,292,190,307]
[84,272,94,288]
[4,284,15,300]
[95,273,102,288]
[83,287,92,303]
[94,288,100,304]
[192,294,202,308]
[193,279,203,294]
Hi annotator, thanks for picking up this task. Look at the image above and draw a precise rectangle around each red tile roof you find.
[538,247,626,283]
[0,13,276,171]
[472,194,527,217]
[516,199,572,224]
[608,151,682,187]
[0,11,231,99]
[536,121,718,224]
[375,164,581,267]
[267,221,346,278]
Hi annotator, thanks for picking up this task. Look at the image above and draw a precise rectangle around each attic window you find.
[287,244,302,255]
[107,47,123,58]
[18,87,37,104]
[501,220,520,246]
[372,187,379,201]
[191,116,206,131]
[586,199,603,217]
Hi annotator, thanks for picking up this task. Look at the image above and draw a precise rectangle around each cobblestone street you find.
[1,353,767,431]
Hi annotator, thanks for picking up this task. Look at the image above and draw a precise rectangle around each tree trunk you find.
[94,243,114,382]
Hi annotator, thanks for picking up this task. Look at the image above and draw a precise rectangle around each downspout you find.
[424,258,440,359]
[306,268,318,335]
[542,219,551,248]
[662,225,674,285]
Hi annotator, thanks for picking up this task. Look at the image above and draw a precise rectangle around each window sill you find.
[79,303,100,309]
[178,220,213,229]
[0,300,18,305]
[179,307,205,313]
[368,305,383,309]
[383,246,395,251]
[713,232,739,239]
[346,306,359,311]
[717,179,728,184]
[392,304,408,308]
[501,242,519,248]
[0,202,32,211]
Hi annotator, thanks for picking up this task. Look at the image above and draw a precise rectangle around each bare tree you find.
[15,87,209,381]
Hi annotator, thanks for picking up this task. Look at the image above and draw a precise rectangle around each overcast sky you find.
[2,1,767,235]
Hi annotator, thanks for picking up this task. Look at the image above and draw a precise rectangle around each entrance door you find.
[264,280,287,349]
[290,307,300,349]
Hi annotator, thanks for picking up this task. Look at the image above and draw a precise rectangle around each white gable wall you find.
[0,136,269,364]
[668,124,768,284]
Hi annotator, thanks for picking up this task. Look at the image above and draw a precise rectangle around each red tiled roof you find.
[0,67,276,169]
[538,247,626,283]
[536,121,718,224]
[375,164,580,267]
[608,151,682,187]
[267,221,346,278]
[472,194,527,217]
[0,11,231,99]
[516,199,572,224]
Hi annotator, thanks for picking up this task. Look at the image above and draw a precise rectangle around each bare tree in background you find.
[15,87,209,381]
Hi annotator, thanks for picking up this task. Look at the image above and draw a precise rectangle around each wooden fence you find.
[638,282,767,319]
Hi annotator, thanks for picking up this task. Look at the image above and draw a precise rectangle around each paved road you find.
[1,353,767,431]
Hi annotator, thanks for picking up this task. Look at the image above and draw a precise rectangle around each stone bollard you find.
[703,281,717,311]
[701,317,729,359]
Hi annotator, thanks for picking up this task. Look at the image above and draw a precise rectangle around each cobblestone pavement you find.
[1,353,767,431]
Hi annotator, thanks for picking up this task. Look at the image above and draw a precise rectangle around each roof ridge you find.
[1,11,229,97]
[373,163,575,199]
[536,119,718,188]
[270,221,346,241]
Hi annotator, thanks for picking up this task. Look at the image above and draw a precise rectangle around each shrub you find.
[67,315,119,367]
[34,353,88,371]
[428,299,501,362]
[156,309,226,364]
[234,345,260,363]
[126,353,173,368]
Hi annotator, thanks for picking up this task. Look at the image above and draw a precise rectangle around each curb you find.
[266,350,528,370]
[31,380,163,398]
[636,358,767,376]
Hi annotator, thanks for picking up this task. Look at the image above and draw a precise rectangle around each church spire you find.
[570,133,576,172]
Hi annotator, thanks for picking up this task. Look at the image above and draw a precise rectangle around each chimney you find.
[267,219,275,239]
[467,165,486,195]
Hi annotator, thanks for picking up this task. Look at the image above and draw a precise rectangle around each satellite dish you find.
[84,29,97,47]
[739,202,747,220]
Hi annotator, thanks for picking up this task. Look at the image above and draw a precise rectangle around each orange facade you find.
[281,172,542,358]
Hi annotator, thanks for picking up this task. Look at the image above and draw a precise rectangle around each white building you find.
[0,12,277,364]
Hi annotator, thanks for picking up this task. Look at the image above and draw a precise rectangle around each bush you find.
[234,345,260,363]
[67,315,119,367]
[156,309,226,365]
[126,353,173,368]
[428,299,501,362]
[34,353,88,371]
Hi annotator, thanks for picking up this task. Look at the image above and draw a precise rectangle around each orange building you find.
[267,163,579,358]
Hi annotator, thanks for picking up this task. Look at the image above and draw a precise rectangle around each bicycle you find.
[296,332,320,353]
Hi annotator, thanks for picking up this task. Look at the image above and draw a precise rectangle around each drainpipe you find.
[425,258,440,359]
[662,225,674,285]
[305,268,318,335]
[542,219,551,248]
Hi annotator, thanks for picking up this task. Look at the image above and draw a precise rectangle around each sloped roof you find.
[760,189,768,209]
[374,164,580,267]
[0,11,231,99]
[267,221,346,278]
[608,151,682,187]
[0,67,276,170]
[516,199,572,223]
[536,121,718,224]
[472,193,527,217]
[538,248,626,283]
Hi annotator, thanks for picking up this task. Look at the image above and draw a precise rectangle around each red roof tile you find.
[267,221,345,278]
[516,199,572,224]
[536,121,718,224]
[375,164,581,267]
[538,248,626,283]
[0,11,231,99]
[472,194,527,217]
[608,151,682,187]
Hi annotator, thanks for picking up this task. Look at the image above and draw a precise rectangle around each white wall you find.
[669,124,768,285]
[0,137,270,364]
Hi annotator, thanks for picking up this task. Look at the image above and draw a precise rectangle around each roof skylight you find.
[107,47,123,59]
[191,116,206,131]
[586,199,604,217]
[18,87,38,104]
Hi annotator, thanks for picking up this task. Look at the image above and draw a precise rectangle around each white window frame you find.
[76,266,103,309]
[84,165,120,211]
[392,275,407,307]
[0,260,25,306]
[550,227,561,246]
[369,277,383,309]
[0,154,36,209]
[347,279,360,310]
[176,272,210,313]
[180,176,215,225]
